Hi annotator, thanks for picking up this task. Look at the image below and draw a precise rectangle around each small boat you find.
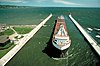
[52,15,71,51]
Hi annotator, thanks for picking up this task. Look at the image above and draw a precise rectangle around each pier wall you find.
[69,14,100,56]
[0,14,52,66]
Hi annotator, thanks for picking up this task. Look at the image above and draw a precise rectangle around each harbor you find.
[69,14,100,56]
[0,14,52,66]
[0,7,99,66]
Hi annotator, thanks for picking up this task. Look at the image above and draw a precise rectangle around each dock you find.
[69,14,100,56]
[0,14,52,66]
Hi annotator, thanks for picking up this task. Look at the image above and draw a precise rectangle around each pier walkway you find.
[69,14,100,56]
[0,14,52,66]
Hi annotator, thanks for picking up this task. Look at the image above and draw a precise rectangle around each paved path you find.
[10,26,17,34]
[69,14,100,56]
[0,14,52,66]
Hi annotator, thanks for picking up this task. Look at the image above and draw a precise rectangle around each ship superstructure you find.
[52,16,71,50]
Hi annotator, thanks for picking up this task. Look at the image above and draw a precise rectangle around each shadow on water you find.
[73,21,100,65]
[72,21,100,66]
[42,20,67,58]
[86,39,100,66]
[68,16,100,66]
[89,43,100,66]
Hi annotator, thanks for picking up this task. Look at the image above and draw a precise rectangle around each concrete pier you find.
[69,14,100,56]
[0,14,52,66]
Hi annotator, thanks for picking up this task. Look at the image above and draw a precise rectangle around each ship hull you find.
[52,41,70,51]
[52,15,71,51]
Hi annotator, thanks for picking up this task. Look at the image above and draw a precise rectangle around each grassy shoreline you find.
[0,43,15,58]
[0,25,35,58]
[13,27,33,34]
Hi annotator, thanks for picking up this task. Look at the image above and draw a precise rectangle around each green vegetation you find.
[6,14,99,66]
[0,42,13,50]
[14,35,24,39]
[0,42,15,58]
[0,28,15,58]
[2,8,100,66]
[14,27,33,34]
[0,27,32,58]
[0,29,14,36]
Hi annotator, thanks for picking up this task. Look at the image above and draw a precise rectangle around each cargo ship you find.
[52,16,71,51]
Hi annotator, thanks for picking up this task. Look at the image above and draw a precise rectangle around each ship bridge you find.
[54,24,70,46]
[55,24,68,38]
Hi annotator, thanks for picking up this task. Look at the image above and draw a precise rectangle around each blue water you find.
[0,7,100,66]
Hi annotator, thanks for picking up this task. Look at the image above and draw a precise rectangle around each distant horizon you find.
[0,0,100,7]
[0,4,100,8]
